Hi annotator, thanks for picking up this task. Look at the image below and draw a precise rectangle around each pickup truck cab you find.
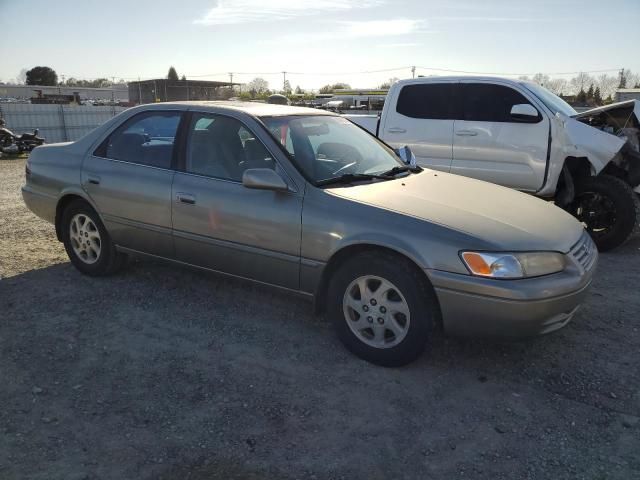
[346,77,640,251]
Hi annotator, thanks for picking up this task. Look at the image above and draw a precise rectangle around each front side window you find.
[99,111,181,168]
[185,113,275,182]
[396,83,455,119]
[463,83,538,122]
[261,115,405,183]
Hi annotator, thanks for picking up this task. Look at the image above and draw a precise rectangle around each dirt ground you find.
[1,155,639,480]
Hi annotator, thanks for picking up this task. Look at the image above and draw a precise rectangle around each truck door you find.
[380,82,456,172]
[451,82,549,191]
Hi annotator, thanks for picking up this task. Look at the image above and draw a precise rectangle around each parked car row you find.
[345,77,640,252]
[22,101,598,366]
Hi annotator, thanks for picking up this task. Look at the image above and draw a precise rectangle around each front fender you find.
[561,117,625,173]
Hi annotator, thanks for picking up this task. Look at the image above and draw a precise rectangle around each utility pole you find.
[411,66,415,79]
[282,71,287,92]
[619,68,626,88]
[111,76,116,104]
[229,72,234,94]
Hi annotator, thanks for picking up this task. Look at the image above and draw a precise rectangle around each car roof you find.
[394,76,523,86]
[137,100,335,117]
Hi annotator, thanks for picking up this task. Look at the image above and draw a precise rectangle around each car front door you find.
[171,112,303,290]
[82,110,183,257]
[451,82,550,191]
[380,82,457,171]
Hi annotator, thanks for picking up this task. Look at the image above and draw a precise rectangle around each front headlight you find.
[460,251,566,279]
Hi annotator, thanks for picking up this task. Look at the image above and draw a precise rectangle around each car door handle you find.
[455,130,478,136]
[176,193,196,205]
[87,175,101,185]
[387,127,406,133]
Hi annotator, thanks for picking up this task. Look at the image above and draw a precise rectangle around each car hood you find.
[326,170,584,253]
[571,99,640,121]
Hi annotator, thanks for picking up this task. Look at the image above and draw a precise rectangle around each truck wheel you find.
[327,251,438,367]
[61,199,127,276]
[568,175,638,252]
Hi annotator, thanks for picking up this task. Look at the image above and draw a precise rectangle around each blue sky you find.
[1,0,639,90]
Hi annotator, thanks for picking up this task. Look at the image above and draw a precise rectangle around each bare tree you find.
[569,73,593,95]
[17,68,28,85]
[248,77,269,96]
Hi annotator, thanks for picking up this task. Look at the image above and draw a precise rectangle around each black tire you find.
[568,175,638,252]
[327,251,438,367]
[61,199,127,276]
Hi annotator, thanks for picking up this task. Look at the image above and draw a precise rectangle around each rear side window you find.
[463,84,536,122]
[95,112,181,169]
[396,84,455,119]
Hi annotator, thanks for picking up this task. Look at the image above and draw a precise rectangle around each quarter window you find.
[463,83,537,122]
[97,111,181,168]
[396,84,455,119]
[185,113,275,181]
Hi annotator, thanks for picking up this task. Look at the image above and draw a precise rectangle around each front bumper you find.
[427,245,597,337]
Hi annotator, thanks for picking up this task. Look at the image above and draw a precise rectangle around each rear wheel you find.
[61,200,126,276]
[327,252,438,367]
[568,175,638,252]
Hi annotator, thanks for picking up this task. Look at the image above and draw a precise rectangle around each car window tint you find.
[103,112,180,168]
[396,84,454,119]
[463,83,534,122]
[185,114,275,181]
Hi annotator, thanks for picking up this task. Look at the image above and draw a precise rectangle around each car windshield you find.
[523,82,577,117]
[260,115,406,184]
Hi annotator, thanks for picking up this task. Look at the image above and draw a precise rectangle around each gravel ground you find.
[1,156,639,480]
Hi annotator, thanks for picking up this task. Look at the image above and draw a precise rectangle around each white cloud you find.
[277,18,424,43]
[195,0,382,25]
[342,19,420,37]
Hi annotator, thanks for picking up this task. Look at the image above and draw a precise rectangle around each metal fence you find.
[0,104,128,143]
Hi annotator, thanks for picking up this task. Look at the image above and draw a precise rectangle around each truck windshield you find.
[523,82,577,117]
[260,115,405,184]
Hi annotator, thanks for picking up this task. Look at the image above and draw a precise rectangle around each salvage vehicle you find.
[345,77,640,251]
[23,102,597,366]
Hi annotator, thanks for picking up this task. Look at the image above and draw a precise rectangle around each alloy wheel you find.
[69,213,101,264]
[342,275,411,349]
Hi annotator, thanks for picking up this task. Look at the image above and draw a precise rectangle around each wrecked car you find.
[346,78,640,251]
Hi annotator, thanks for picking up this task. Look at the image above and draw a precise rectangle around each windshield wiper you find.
[315,173,393,187]
[378,165,423,177]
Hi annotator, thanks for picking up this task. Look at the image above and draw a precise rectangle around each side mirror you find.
[242,168,289,192]
[395,145,417,167]
[510,104,539,122]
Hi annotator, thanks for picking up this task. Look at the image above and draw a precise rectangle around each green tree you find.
[586,84,594,99]
[25,66,58,86]
[593,86,602,105]
[168,66,179,81]
[181,75,186,81]
[294,85,303,94]
[576,88,587,104]
[618,70,627,89]
[282,79,292,94]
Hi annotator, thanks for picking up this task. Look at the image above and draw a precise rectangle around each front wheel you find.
[567,175,638,252]
[327,252,438,367]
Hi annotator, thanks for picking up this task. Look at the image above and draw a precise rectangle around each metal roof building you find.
[128,79,236,104]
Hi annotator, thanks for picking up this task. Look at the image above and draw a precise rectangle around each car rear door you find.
[171,111,303,290]
[451,82,549,191]
[380,82,457,171]
[82,110,183,257]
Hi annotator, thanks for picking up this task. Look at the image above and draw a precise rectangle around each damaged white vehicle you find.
[346,77,640,251]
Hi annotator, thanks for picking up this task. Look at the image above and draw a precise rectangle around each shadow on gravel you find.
[1,247,639,479]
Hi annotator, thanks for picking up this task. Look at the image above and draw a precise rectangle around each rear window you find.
[396,84,455,120]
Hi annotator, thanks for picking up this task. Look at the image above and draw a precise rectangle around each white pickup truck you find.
[346,77,640,251]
